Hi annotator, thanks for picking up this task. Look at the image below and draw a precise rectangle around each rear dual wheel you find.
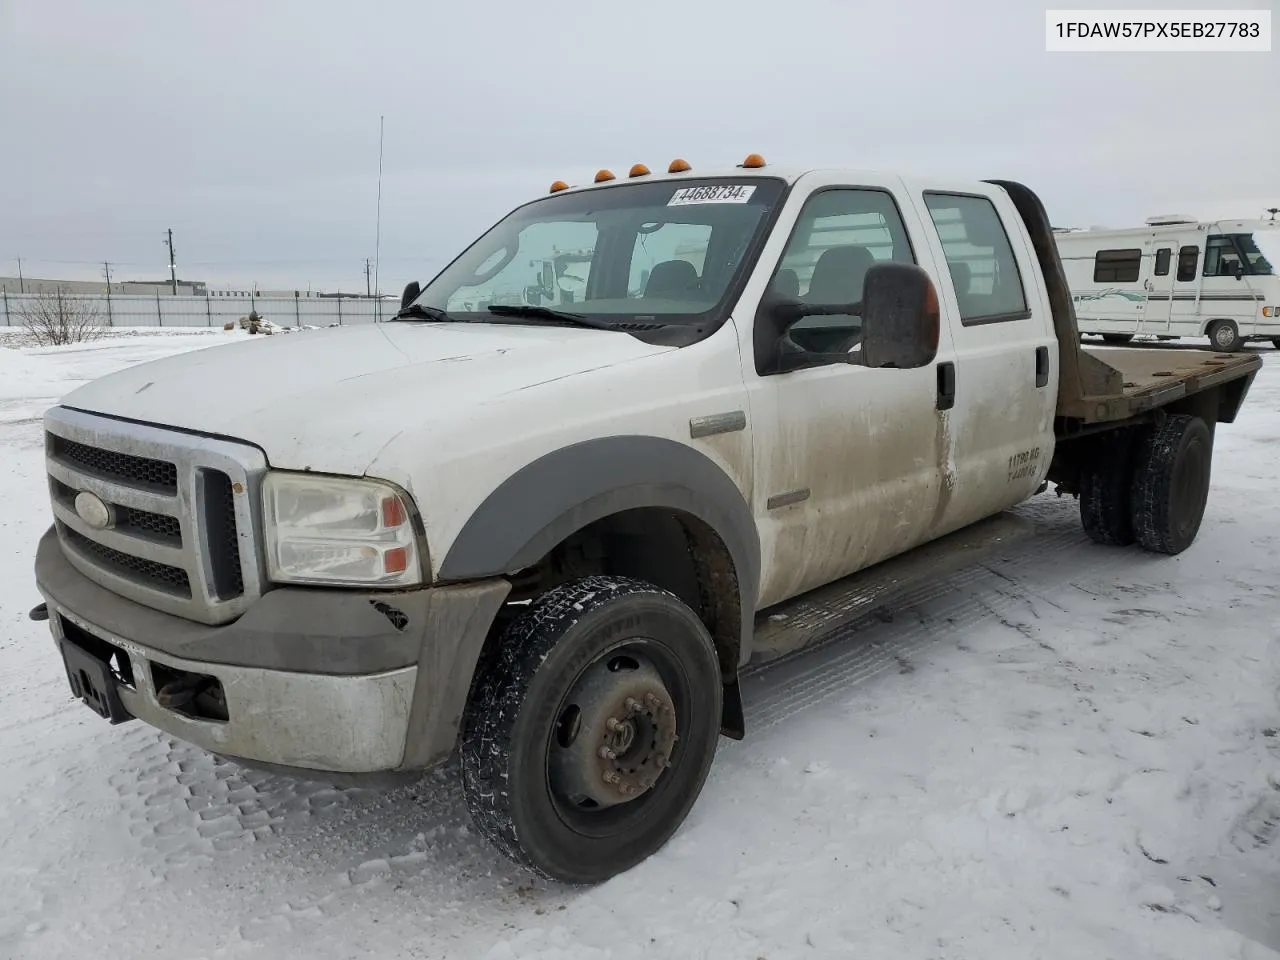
[1079,414,1212,556]
[461,576,721,884]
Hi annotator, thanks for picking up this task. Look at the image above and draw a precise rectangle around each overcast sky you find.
[1,0,1275,293]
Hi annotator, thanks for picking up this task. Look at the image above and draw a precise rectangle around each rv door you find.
[1142,240,1176,334]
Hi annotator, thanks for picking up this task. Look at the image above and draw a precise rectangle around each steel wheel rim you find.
[543,636,691,840]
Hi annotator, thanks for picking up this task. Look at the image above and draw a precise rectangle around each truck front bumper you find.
[34,526,510,777]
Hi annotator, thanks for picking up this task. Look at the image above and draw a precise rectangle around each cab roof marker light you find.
[594,169,616,183]
[668,158,692,173]
[629,163,651,178]
[549,180,570,193]
[740,153,766,169]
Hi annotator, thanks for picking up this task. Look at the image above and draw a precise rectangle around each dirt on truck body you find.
[33,158,1259,884]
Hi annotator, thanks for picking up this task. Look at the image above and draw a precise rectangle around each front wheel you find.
[460,576,722,884]
[1208,319,1242,352]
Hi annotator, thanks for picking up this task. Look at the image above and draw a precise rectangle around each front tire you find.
[461,576,722,884]
[1208,320,1242,352]
[1129,414,1213,555]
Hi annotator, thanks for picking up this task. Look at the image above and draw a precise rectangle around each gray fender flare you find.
[437,435,760,662]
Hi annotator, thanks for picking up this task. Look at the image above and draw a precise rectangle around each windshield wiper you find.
[485,304,619,331]
[393,303,457,322]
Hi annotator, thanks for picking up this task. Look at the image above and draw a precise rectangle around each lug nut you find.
[656,755,669,769]
[625,697,641,713]
[606,718,622,732]
[603,771,621,784]
[646,693,662,711]
[598,746,617,760]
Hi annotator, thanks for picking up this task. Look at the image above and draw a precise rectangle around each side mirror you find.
[400,281,421,310]
[1235,263,1246,280]
[860,262,939,369]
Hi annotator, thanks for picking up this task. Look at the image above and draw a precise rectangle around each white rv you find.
[1055,214,1280,351]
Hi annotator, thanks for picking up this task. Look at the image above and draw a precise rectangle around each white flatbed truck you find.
[32,155,1261,883]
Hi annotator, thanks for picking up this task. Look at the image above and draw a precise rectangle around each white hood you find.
[59,322,673,475]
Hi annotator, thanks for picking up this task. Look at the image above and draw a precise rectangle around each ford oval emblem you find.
[74,490,114,530]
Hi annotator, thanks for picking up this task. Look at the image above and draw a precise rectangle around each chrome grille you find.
[48,435,178,492]
[44,407,267,625]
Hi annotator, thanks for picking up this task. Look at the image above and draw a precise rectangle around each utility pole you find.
[164,228,177,295]
[364,257,372,297]
[102,262,115,326]
[17,256,24,294]
[374,114,384,318]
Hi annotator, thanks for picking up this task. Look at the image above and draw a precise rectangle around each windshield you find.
[1243,231,1279,276]
[409,177,786,324]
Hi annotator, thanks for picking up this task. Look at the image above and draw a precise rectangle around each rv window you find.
[1154,248,1171,276]
[923,192,1029,325]
[1205,236,1244,278]
[1093,249,1142,283]
[1177,245,1200,282]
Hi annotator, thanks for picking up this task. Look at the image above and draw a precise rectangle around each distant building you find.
[0,276,207,296]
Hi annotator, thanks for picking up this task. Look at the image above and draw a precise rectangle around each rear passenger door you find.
[906,183,1057,532]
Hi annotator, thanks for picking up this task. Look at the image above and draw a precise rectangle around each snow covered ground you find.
[1,332,1278,960]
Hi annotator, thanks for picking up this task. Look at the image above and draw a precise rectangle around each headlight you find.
[262,473,421,587]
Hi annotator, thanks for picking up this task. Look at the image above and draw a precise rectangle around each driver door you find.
[742,174,958,609]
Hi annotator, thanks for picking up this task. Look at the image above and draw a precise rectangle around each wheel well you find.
[499,507,742,683]
[1201,317,1234,336]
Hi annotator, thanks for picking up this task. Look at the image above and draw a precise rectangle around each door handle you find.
[1035,346,1049,388]
[937,361,956,411]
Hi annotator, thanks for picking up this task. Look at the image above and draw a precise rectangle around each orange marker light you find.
[668,158,692,173]
[629,163,651,178]
[549,180,569,193]
[383,546,409,575]
[594,169,616,183]
[741,153,766,168]
[381,495,407,528]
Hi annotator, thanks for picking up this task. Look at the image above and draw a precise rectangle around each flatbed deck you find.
[1065,346,1262,423]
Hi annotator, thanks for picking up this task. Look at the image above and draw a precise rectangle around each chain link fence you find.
[0,291,392,329]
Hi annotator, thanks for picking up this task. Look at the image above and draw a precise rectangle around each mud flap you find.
[720,677,745,740]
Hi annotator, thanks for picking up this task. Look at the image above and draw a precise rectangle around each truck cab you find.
[33,155,1259,884]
